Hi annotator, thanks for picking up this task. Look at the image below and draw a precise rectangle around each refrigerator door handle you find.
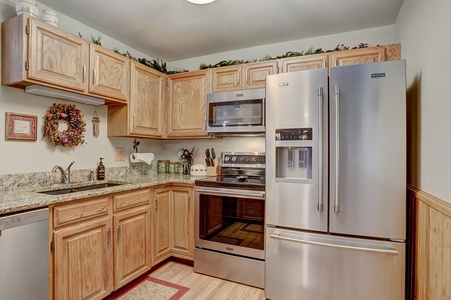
[334,85,340,213]
[317,87,323,212]
[270,232,399,256]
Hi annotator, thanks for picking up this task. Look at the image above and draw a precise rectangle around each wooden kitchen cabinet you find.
[50,189,152,299]
[328,45,386,67]
[167,70,210,138]
[211,61,278,92]
[152,186,172,264]
[89,44,129,101]
[108,60,166,138]
[279,54,328,73]
[1,14,126,104]
[171,185,194,259]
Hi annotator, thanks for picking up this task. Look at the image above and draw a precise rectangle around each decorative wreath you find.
[44,103,86,147]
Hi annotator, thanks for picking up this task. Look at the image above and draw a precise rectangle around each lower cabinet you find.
[152,184,194,265]
[50,189,151,300]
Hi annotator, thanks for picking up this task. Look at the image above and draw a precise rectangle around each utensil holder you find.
[206,158,219,176]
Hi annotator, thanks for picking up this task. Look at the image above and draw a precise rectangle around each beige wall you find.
[0,0,396,176]
[395,0,451,203]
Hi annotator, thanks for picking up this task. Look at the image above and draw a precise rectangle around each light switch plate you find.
[115,147,125,161]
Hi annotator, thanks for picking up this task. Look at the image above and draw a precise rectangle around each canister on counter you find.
[157,160,169,173]
[176,162,184,174]
[168,162,176,174]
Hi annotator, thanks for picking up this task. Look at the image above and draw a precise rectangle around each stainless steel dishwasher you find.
[0,207,49,300]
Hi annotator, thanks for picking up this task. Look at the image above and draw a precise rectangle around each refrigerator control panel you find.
[276,128,312,140]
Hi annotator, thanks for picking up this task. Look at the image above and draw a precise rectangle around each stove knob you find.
[231,156,237,162]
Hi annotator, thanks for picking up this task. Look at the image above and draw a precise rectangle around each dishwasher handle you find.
[270,232,399,256]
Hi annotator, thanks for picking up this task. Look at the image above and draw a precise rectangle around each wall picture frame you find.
[5,112,38,141]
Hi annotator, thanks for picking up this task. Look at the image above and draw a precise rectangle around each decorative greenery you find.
[199,42,370,70]
[91,36,102,46]
[44,103,86,147]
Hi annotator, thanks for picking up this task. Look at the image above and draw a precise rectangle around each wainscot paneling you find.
[408,185,451,300]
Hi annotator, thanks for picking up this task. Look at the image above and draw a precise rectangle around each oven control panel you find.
[221,152,265,168]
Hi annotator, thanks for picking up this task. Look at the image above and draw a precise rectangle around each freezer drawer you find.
[265,227,405,300]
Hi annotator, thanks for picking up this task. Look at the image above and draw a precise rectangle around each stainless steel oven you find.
[194,152,265,288]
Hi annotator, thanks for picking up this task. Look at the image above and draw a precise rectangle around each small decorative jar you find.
[176,162,184,174]
[16,0,40,19]
[157,160,169,174]
[168,162,176,174]
[41,10,59,27]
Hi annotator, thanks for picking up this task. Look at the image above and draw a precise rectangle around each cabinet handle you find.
[155,197,158,210]
[106,228,110,247]
[82,65,86,83]
[133,113,137,128]
[117,225,120,242]
[188,196,191,208]
[93,68,97,86]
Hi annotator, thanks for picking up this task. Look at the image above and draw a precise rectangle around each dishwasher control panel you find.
[0,208,49,230]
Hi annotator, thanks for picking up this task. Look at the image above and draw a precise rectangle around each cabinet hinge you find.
[50,240,55,252]
[25,61,29,70]
[25,24,30,34]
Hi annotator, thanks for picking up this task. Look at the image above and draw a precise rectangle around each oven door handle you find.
[195,187,265,199]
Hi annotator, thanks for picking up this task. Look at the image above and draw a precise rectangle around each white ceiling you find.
[36,0,404,62]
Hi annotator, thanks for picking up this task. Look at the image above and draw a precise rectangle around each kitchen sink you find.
[38,182,124,195]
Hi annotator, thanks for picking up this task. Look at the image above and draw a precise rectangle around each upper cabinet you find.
[329,45,386,67]
[279,54,328,73]
[211,61,278,92]
[167,70,210,138]
[1,14,126,104]
[89,44,129,101]
[108,60,166,138]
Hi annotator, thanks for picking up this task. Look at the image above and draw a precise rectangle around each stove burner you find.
[237,176,248,182]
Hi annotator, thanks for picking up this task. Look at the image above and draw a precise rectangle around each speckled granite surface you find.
[0,166,197,215]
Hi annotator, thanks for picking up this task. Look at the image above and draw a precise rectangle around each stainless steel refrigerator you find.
[265,60,406,300]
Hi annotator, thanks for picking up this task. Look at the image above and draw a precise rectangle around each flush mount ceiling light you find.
[186,0,215,4]
[25,85,105,105]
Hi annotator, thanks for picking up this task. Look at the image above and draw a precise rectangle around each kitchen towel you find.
[130,153,155,165]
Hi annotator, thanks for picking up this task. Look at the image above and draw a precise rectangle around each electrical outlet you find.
[115,147,125,161]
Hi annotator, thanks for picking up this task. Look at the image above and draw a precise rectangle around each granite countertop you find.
[0,173,196,215]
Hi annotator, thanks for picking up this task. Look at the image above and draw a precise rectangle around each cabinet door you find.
[211,65,241,92]
[280,54,328,73]
[53,217,112,300]
[171,186,194,259]
[329,46,386,67]
[152,187,172,264]
[241,61,278,90]
[113,206,151,289]
[89,44,129,102]
[129,61,166,137]
[28,17,89,92]
[167,70,210,138]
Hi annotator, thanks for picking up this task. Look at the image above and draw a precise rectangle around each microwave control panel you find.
[276,128,312,140]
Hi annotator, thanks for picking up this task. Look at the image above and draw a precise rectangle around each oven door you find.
[195,186,265,260]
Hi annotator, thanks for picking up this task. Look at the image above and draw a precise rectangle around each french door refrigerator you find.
[265,60,406,300]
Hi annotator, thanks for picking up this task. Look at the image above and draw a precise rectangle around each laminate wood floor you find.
[149,261,266,300]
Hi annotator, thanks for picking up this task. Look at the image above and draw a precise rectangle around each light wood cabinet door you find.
[152,186,172,264]
[329,46,386,67]
[280,54,328,73]
[241,61,278,90]
[171,186,194,259]
[28,17,89,92]
[89,44,129,102]
[211,65,241,92]
[53,217,113,300]
[167,70,210,138]
[129,61,165,137]
[113,206,151,289]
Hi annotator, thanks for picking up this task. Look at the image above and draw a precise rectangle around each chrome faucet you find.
[52,161,75,183]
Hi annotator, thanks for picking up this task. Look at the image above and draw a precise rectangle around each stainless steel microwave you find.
[207,89,265,135]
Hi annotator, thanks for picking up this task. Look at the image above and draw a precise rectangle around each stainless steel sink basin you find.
[38,182,124,195]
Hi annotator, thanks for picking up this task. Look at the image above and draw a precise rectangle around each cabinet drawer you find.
[113,189,150,212]
[53,196,111,228]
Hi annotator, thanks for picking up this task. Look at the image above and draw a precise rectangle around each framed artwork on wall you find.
[5,112,38,141]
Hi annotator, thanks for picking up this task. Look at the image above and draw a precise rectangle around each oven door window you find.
[198,194,264,250]
[208,99,263,127]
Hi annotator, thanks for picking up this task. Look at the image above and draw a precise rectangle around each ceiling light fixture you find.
[186,0,215,4]
[25,85,105,105]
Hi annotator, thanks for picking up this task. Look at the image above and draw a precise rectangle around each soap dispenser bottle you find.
[97,158,105,180]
